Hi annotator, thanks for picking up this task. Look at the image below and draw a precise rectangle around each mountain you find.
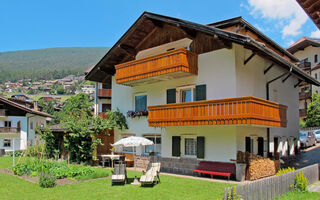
[0,47,110,83]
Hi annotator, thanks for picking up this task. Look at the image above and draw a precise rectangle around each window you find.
[184,138,197,156]
[176,85,195,103]
[4,121,11,127]
[30,121,33,130]
[135,95,147,111]
[3,139,11,147]
[315,55,318,63]
[144,137,161,155]
[102,83,109,89]
[102,104,111,112]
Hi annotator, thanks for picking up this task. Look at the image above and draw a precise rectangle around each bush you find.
[39,171,56,188]
[293,171,308,192]
[276,167,295,176]
[6,150,25,157]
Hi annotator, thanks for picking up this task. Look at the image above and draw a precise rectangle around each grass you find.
[0,157,232,200]
[276,191,320,200]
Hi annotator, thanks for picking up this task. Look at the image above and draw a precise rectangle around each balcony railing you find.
[148,96,287,127]
[98,89,112,98]
[0,127,20,133]
[0,109,6,117]
[115,48,198,86]
[299,91,312,100]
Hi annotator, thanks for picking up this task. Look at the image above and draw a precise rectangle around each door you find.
[258,137,264,156]
[274,137,279,156]
[245,137,251,153]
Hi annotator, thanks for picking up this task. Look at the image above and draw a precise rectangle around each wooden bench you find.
[193,161,235,180]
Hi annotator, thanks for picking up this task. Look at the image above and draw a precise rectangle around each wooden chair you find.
[111,163,127,186]
[140,162,161,186]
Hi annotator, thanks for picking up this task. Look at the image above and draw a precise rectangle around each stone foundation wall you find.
[137,156,200,175]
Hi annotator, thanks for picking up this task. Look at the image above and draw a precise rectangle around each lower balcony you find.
[98,89,112,98]
[148,96,287,127]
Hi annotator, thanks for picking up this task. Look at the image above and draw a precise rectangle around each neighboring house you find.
[0,96,52,151]
[86,12,319,174]
[287,37,320,120]
[81,84,95,95]
[93,82,111,117]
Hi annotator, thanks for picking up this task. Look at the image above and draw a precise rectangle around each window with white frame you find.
[176,85,195,103]
[135,95,147,111]
[144,136,161,155]
[3,139,11,147]
[184,138,197,156]
[121,136,134,153]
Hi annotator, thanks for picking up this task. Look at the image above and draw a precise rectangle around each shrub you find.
[293,171,308,192]
[226,187,241,200]
[39,171,56,188]
[6,150,25,157]
[276,167,295,176]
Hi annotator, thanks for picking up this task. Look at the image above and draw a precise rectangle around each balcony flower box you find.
[127,110,148,118]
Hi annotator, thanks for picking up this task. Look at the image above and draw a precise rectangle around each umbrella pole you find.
[131,145,140,185]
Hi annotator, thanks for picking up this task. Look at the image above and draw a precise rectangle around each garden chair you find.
[111,163,127,186]
[140,162,161,186]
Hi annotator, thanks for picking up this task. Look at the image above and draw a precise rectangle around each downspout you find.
[266,66,292,157]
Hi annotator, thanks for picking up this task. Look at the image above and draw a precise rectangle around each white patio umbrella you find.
[112,136,153,185]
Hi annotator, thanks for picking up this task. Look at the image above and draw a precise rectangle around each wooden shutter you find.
[245,137,251,153]
[172,136,181,157]
[197,136,205,159]
[167,89,176,104]
[195,85,206,101]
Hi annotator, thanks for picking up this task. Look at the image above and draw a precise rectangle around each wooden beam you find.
[118,44,136,55]
[282,73,292,83]
[180,27,197,39]
[135,27,158,50]
[149,19,163,28]
[264,64,274,74]
[244,52,256,65]
[294,80,303,88]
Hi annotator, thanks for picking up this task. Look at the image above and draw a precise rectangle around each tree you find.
[305,93,320,127]
[56,86,65,95]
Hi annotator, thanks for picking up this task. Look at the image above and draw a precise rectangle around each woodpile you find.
[236,151,278,181]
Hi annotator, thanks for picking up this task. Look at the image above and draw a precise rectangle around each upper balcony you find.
[148,96,287,128]
[115,48,198,86]
[0,127,20,134]
[299,91,312,100]
[98,89,112,98]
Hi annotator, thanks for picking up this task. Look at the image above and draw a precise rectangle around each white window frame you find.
[144,136,161,156]
[176,85,195,103]
[181,135,197,157]
[3,139,11,147]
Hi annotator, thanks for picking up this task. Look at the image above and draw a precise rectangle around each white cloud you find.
[310,30,320,38]
[286,40,295,47]
[247,0,308,38]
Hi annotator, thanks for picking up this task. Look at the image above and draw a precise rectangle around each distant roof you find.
[0,96,53,118]
[287,37,320,54]
[208,16,299,62]
[297,0,320,30]
[86,11,320,86]
[46,124,66,133]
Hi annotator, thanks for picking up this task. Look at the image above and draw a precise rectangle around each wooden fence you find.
[224,164,319,200]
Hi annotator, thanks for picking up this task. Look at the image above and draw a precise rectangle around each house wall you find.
[111,42,300,161]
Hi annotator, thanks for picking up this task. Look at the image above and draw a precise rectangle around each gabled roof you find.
[297,0,320,30]
[0,96,53,118]
[208,16,299,62]
[86,11,320,86]
[287,36,320,54]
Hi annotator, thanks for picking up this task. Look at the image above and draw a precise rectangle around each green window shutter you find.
[172,136,181,157]
[167,89,176,104]
[197,136,205,159]
[195,84,206,101]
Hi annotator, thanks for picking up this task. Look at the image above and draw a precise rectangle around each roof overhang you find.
[287,37,320,54]
[297,0,320,30]
[86,12,320,86]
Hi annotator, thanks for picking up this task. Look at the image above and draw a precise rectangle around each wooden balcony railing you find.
[148,96,287,127]
[0,109,6,116]
[299,91,312,100]
[115,48,198,86]
[98,89,112,98]
[0,127,20,133]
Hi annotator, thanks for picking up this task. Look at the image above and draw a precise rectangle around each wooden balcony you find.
[98,89,112,98]
[115,48,198,86]
[148,96,287,127]
[0,127,20,133]
[299,91,312,100]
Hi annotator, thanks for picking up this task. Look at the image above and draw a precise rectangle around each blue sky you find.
[0,0,319,52]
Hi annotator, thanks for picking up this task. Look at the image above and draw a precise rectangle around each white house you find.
[86,12,320,174]
[0,97,52,151]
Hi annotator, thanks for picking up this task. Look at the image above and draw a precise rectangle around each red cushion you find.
[193,169,231,177]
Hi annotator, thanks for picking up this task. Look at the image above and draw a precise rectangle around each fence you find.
[224,164,319,200]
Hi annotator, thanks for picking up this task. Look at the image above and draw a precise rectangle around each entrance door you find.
[258,137,264,156]
[245,137,251,153]
[274,137,279,156]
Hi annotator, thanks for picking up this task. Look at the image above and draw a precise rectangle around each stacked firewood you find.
[236,151,278,181]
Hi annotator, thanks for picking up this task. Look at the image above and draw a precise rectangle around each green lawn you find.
[276,191,320,200]
[0,157,232,200]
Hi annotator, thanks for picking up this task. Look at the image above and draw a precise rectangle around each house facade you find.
[86,12,319,172]
[0,97,52,151]
[287,37,320,120]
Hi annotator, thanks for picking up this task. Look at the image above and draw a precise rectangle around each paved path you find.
[309,182,320,193]
[283,144,320,169]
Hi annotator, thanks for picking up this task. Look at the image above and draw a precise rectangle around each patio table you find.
[101,154,120,168]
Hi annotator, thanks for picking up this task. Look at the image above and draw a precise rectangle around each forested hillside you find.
[0,47,109,83]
